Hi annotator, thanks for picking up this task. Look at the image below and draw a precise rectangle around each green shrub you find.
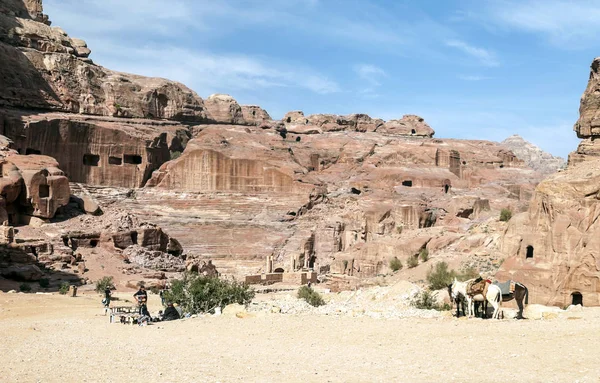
[163,273,255,314]
[407,256,419,269]
[170,151,182,160]
[297,285,325,307]
[389,257,403,272]
[426,262,456,290]
[38,278,50,288]
[59,282,70,295]
[419,248,429,262]
[19,283,31,292]
[95,276,115,293]
[412,290,450,311]
[500,208,512,222]
[396,225,403,235]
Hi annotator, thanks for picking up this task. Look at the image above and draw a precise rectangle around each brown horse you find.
[493,280,529,319]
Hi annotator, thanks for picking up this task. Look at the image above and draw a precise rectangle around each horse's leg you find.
[515,286,526,319]
[467,296,473,317]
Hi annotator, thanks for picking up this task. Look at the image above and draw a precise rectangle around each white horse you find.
[450,278,503,319]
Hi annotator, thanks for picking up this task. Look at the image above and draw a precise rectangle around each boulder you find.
[75,195,102,215]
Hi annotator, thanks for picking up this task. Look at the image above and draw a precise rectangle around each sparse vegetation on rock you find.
[389,257,403,272]
[500,208,513,222]
[407,256,419,269]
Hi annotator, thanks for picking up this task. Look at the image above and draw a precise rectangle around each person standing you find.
[133,286,148,304]
[103,287,111,315]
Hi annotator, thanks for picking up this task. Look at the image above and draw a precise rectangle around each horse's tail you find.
[496,286,502,303]
[524,285,529,305]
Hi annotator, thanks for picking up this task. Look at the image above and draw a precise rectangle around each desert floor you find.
[1,292,599,383]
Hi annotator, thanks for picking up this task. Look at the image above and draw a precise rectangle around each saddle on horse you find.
[466,277,492,297]
[493,280,516,297]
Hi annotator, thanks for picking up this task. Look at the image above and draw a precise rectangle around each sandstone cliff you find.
[497,58,600,306]
[0,0,551,292]
[501,135,565,175]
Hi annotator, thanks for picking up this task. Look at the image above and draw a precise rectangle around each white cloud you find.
[486,0,600,47]
[446,40,499,67]
[354,64,387,86]
[93,43,340,96]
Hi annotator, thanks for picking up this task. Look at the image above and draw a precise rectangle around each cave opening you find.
[39,184,50,198]
[123,154,142,165]
[26,148,41,155]
[402,180,413,187]
[571,292,583,306]
[108,156,123,165]
[526,245,534,259]
[83,154,100,167]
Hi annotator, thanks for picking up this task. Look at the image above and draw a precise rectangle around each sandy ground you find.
[1,292,599,383]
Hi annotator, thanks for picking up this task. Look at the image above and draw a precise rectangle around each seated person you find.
[162,302,180,321]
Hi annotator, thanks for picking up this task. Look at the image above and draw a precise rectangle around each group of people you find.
[103,285,181,324]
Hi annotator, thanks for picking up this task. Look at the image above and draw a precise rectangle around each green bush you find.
[412,290,450,311]
[95,276,115,293]
[426,262,456,290]
[163,273,255,314]
[297,285,325,307]
[19,283,31,292]
[419,248,429,262]
[389,257,403,272]
[59,282,70,295]
[38,278,50,288]
[407,256,419,269]
[500,208,512,222]
[170,151,182,160]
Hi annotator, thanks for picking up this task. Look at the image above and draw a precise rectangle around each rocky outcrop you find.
[497,57,600,306]
[501,135,565,175]
[0,3,208,121]
[241,105,271,125]
[204,94,244,125]
[0,135,70,222]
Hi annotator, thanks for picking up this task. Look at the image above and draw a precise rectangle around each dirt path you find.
[1,292,599,382]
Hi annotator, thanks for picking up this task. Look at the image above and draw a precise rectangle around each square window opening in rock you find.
[123,154,142,165]
[83,154,100,167]
[39,184,50,198]
[108,156,123,165]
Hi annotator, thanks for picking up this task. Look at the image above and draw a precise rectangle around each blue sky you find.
[44,0,600,158]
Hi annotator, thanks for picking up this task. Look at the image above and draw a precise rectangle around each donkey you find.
[451,278,503,319]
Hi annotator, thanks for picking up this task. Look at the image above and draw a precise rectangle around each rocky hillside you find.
[497,57,600,307]
[501,135,565,175]
[0,0,558,292]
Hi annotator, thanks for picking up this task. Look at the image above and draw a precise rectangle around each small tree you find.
[95,276,115,293]
[407,256,419,269]
[163,273,255,314]
[389,257,403,272]
[419,248,429,262]
[458,267,479,281]
[38,278,50,288]
[500,208,512,222]
[19,283,31,292]
[298,286,325,307]
[170,151,182,160]
[426,262,456,290]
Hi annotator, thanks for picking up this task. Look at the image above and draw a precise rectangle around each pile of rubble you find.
[248,281,443,319]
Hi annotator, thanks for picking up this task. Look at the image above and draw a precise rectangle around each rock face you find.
[0,2,208,120]
[501,135,565,175]
[497,58,600,306]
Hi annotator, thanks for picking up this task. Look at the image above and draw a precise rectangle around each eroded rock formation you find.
[497,58,600,306]
[501,135,566,175]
